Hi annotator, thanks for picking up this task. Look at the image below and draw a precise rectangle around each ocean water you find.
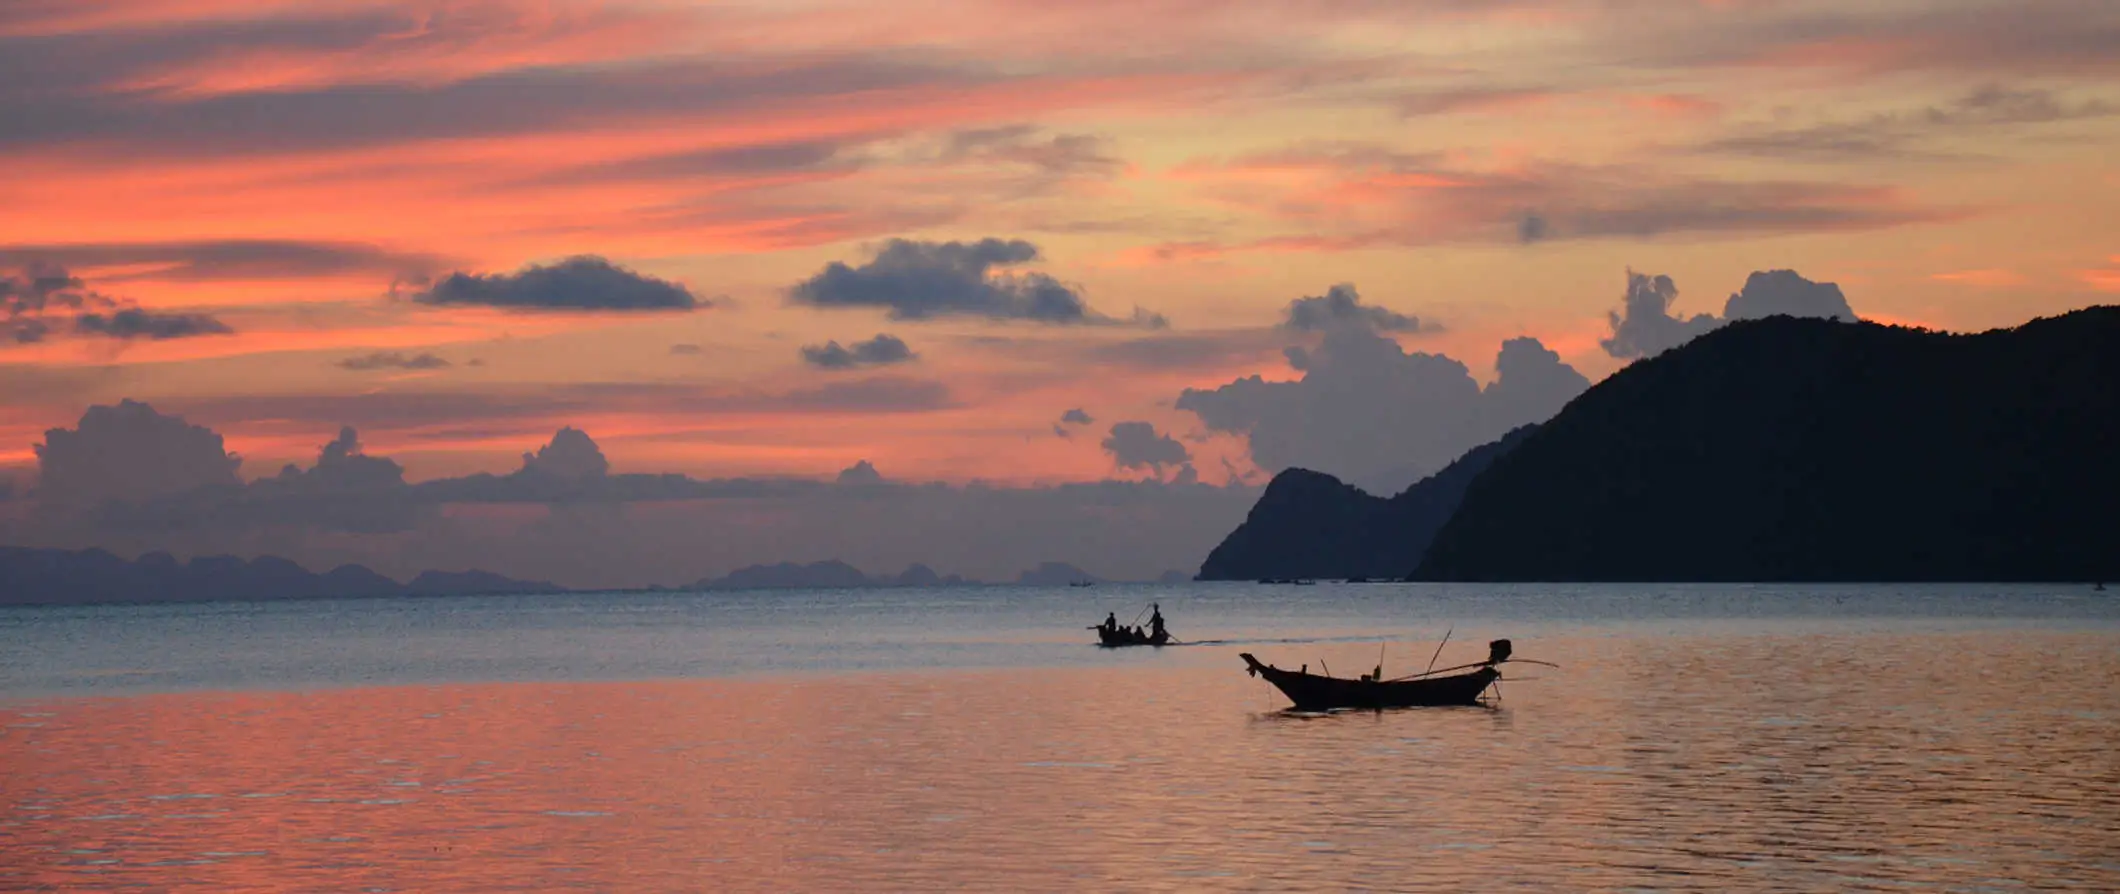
[3,583,2117,891]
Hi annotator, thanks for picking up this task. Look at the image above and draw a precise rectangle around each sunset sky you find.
[2,0,2116,583]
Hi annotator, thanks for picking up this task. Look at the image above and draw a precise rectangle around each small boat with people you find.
[1241,638,1553,710]
[1090,603,1173,647]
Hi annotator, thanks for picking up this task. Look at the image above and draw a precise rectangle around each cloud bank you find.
[1604,268,1858,359]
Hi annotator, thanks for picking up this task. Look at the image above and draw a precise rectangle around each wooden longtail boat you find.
[1092,625,1171,647]
[1241,639,1538,710]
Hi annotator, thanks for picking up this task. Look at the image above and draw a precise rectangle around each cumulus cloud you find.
[1603,268,1858,358]
[1178,300,1590,493]
[519,427,610,480]
[800,333,916,369]
[1724,270,1858,322]
[245,427,421,533]
[1102,421,1191,473]
[1601,271,1718,359]
[409,256,701,311]
[1484,337,1593,426]
[1282,283,1430,332]
[34,399,242,507]
[337,351,450,371]
[789,238,1160,325]
[836,459,885,485]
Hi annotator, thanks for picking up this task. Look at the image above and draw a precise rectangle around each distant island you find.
[1,547,1186,605]
[1416,308,2120,581]
[0,546,564,607]
[1194,426,1533,580]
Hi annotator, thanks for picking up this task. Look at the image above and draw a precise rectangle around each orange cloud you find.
[2081,258,2120,293]
[1930,268,2029,288]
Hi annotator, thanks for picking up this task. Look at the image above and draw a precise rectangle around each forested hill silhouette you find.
[1416,307,2120,582]
[1196,426,1533,580]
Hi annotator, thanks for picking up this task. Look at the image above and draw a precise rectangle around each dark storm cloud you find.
[1603,268,1857,359]
[337,352,452,371]
[800,333,917,369]
[789,238,1161,326]
[2,261,93,343]
[1101,421,1191,472]
[72,308,234,340]
[0,240,447,282]
[408,256,701,312]
[1281,284,1430,332]
[4,260,228,344]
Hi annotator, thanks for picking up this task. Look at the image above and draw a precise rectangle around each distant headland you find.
[1202,307,2120,583]
[0,547,1186,606]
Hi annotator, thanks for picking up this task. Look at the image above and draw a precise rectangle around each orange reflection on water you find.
[4,633,2118,891]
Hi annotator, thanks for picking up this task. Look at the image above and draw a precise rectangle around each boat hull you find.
[1241,653,1498,709]
[1095,627,1170,647]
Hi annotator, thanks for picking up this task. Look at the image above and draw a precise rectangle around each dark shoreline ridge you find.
[1415,308,2120,582]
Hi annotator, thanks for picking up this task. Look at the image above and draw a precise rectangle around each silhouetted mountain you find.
[0,546,562,606]
[888,563,970,587]
[691,560,972,590]
[1015,561,1100,586]
[1195,426,1534,580]
[407,569,563,595]
[1417,309,2120,581]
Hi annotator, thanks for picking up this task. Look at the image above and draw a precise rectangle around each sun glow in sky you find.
[3,0,2116,495]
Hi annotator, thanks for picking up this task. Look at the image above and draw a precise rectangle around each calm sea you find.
[3,583,2117,891]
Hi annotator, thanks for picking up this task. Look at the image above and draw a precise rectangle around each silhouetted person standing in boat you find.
[1102,612,1118,634]
[1149,604,1166,641]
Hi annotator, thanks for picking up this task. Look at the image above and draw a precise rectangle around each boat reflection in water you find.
[1242,639,1551,710]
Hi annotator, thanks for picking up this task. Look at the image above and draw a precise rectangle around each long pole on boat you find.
[1424,627,1452,675]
